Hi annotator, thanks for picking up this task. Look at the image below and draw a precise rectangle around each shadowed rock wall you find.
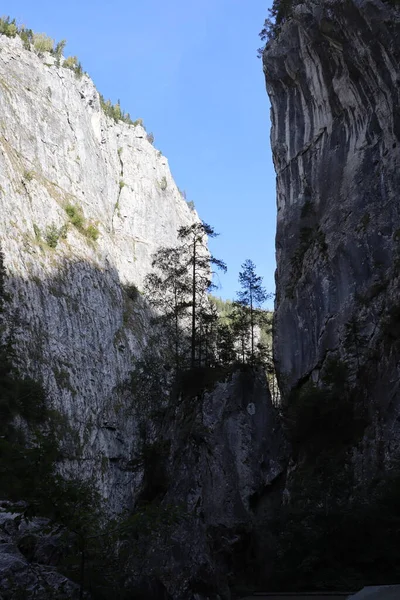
[264,0,400,413]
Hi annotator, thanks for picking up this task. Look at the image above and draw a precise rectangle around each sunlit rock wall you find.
[0,34,197,510]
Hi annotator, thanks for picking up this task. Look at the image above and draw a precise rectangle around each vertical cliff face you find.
[264,0,400,422]
[0,34,198,510]
[149,369,286,599]
[0,32,287,597]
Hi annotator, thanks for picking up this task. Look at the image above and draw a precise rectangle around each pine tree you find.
[144,246,192,370]
[216,321,236,367]
[258,0,294,55]
[178,222,226,368]
[197,301,219,367]
[236,259,270,363]
[229,302,250,363]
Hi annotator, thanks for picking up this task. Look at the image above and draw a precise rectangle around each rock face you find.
[0,503,81,599]
[153,368,286,599]
[0,34,197,511]
[264,0,400,423]
[0,369,286,600]
[0,32,287,598]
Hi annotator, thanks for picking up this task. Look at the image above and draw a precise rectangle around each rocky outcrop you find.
[0,30,287,598]
[264,0,400,423]
[148,368,286,599]
[0,503,81,599]
[0,33,197,511]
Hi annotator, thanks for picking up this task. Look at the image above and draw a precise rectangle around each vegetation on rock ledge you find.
[0,16,143,127]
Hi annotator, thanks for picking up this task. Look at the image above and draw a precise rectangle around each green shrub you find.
[19,27,33,50]
[65,204,84,229]
[59,223,68,239]
[22,169,34,182]
[85,224,99,241]
[64,205,99,242]
[146,132,154,144]
[5,22,17,37]
[63,55,83,78]
[99,95,134,125]
[54,38,66,66]
[124,284,140,302]
[160,176,167,191]
[119,180,125,190]
[44,223,60,248]
[133,118,144,128]
[33,32,54,53]
[186,200,195,211]
[0,17,18,38]
[33,223,41,241]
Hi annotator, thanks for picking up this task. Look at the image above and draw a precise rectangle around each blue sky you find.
[11,0,275,306]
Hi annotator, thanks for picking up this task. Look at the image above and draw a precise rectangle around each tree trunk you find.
[250,287,254,362]
[191,239,196,368]
[174,288,179,371]
[79,543,85,600]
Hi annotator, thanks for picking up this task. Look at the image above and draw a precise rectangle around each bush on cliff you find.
[99,95,134,125]
[33,32,54,53]
[258,0,300,54]
[0,16,18,38]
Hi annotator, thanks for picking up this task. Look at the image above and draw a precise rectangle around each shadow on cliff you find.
[1,250,289,599]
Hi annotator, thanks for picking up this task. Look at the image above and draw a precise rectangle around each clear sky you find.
[10,0,276,306]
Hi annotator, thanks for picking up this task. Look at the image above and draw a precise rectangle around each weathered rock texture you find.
[0,503,81,599]
[0,32,287,598]
[0,369,286,599]
[148,368,286,599]
[0,34,198,511]
[264,0,400,433]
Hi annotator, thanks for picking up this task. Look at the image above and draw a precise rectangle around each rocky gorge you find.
[1,0,400,596]
[264,0,400,475]
[261,0,400,591]
[0,29,286,598]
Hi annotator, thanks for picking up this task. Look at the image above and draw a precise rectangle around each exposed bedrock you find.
[264,0,400,396]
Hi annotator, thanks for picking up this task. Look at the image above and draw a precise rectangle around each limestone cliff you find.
[260,2,400,588]
[264,0,400,461]
[0,31,287,598]
[0,34,198,510]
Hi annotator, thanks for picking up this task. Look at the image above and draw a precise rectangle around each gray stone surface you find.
[264,0,400,470]
[0,504,81,599]
[153,369,287,599]
[348,586,400,600]
[0,33,198,511]
[0,33,287,598]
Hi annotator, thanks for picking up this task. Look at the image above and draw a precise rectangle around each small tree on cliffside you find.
[236,259,270,363]
[178,222,227,368]
[144,246,192,370]
[258,0,295,54]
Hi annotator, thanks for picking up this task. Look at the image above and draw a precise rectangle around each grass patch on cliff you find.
[65,204,84,228]
[99,95,134,125]
[62,55,83,78]
[1,16,146,129]
[64,204,99,242]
